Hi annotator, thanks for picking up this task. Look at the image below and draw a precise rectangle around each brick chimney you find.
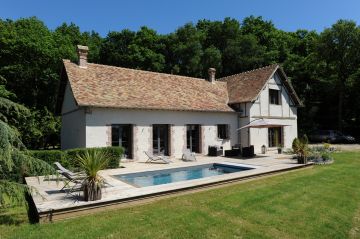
[77,45,89,68]
[208,68,216,83]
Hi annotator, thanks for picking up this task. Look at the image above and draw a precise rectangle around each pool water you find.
[114,163,253,187]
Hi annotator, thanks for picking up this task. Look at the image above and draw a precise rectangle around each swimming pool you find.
[113,163,254,187]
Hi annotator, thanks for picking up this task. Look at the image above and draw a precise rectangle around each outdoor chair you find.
[144,151,172,164]
[59,171,85,195]
[181,149,196,161]
[54,162,86,192]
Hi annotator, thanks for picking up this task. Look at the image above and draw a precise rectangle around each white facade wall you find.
[238,102,251,147]
[61,83,86,149]
[247,72,298,153]
[85,108,238,160]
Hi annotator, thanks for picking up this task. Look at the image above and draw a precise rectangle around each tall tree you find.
[0,79,55,206]
[99,29,136,67]
[127,26,165,72]
[167,23,205,77]
[0,17,60,110]
[317,20,360,131]
[223,34,266,75]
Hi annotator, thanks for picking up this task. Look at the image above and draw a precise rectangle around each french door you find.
[111,124,133,159]
[153,125,169,156]
[186,124,200,153]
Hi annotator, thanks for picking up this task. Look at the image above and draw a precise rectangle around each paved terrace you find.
[25,153,310,222]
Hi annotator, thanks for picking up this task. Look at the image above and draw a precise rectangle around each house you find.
[57,45,302,160]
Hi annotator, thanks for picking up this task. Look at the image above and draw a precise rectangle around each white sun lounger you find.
[144,151,172,164]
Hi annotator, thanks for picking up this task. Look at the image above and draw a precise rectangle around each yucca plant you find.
[76,149,109,201]
[292,135,310,164]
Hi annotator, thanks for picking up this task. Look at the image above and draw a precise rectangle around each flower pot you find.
[277,148,283,154]
[83,182,102,201]
[297,156,307,164]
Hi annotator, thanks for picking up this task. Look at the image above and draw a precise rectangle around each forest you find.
[1,15,360,149]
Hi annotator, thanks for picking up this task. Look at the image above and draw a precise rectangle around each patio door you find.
[268,127,282,147]
[153,125,169,156]
[111,124,133,159]
[186,124,200,153]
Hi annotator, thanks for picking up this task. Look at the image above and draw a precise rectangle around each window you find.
[217,124,229,139]
[269,89,280,105]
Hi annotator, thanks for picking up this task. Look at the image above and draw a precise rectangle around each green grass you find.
[1,152,360,239]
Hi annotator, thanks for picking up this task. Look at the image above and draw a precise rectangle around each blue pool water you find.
[114,163,253,187]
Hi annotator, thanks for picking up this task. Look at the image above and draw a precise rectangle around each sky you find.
[0,0,359,36]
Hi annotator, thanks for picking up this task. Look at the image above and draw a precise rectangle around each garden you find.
[1,151,360,238]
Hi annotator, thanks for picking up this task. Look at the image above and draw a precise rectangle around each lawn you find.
[1,152,360,239]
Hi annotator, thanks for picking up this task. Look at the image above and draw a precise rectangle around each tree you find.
[0,17,60,110]
[167,23,205,77]
[127,27,165,72]
[202,46,222,76]
[0,80,55,206]
[223,34,266,75]
[19,108,60,149]
[316,20,360,131]
[99,29,136,67]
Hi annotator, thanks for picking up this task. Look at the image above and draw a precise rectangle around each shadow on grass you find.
[0,192,39,225]
[0,212,24,226]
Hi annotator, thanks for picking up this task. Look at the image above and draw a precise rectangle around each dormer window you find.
[269,89,281,105]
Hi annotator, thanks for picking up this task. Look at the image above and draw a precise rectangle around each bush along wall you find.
[65,147,123,169]
[27,150,64,165]
[28,147,124,171]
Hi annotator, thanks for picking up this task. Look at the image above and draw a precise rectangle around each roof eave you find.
[77,104,236,113]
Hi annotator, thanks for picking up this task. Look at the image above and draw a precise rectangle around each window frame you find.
[217,124,229,140]
[269,89,281,105]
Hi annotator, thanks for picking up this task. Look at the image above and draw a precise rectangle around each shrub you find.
[27,150,64,165]
[321,152,332,161]
[97,147,124,168]
[65,147,123,169]
[323,143,331,151]
[29,147,123,171]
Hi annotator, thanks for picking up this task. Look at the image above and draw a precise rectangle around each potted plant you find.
[277,144,283,154]
[292,135,309,164]
[76,149,109,201]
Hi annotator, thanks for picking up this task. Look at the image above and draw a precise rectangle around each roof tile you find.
[63,61,233,112]
[218,64,279,104]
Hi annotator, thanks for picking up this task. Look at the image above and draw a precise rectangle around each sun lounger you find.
[144,151,172,164]
[54,162,86,192]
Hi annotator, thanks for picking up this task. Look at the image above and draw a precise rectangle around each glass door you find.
[186,124,200,153]
[111,124,133,159]
[153,125,169,155]
[268,127,282,147]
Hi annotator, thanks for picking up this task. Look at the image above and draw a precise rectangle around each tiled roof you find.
[219,64,302,106]
[63,60,234,112]
[218,64,279,104]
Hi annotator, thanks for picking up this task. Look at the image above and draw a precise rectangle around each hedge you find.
[65,147,123,169]
[28,150,64,166]
[28,147,124,171]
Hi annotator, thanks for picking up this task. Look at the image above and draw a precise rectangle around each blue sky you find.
[1,0,359,36]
